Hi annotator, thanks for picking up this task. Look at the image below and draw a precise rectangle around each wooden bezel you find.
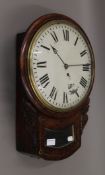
[19,13,95,118]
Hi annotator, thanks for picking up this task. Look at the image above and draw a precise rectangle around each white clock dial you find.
[28,20,93,111]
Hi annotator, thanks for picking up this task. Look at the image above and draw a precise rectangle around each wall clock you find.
[16,13,95,160]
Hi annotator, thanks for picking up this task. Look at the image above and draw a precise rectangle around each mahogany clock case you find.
[16,13,95,160]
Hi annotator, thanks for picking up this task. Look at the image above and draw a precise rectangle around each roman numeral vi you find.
[63,92,68,103]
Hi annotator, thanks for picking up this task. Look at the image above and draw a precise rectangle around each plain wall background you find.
[0,0,105,175]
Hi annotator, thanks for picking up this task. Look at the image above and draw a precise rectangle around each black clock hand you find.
[50,45,68,68]
[67,63,91,67]
[65,63,91,70]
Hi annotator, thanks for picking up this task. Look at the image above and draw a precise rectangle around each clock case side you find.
[16,33,39,155]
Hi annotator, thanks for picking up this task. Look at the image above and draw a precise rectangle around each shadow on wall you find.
[2,4,56,167]
[2,4,52,106]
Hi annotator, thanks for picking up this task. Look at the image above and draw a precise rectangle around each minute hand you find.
[50,45,66,65]
[56,52,66,65]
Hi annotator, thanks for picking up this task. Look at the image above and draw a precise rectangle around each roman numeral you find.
[63,92,68,103]
[37,61,47,68]
[50,31,58,42]
[49,86,57,100]
[63,30,69,41]
[83,64,90,71]
[39,74,50,88]
[41,45,50,50]
[80,50,87,57]
[74,37,78,46]
[80,77,87,88]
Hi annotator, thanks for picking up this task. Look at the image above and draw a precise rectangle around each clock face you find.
[28,20,94,111]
